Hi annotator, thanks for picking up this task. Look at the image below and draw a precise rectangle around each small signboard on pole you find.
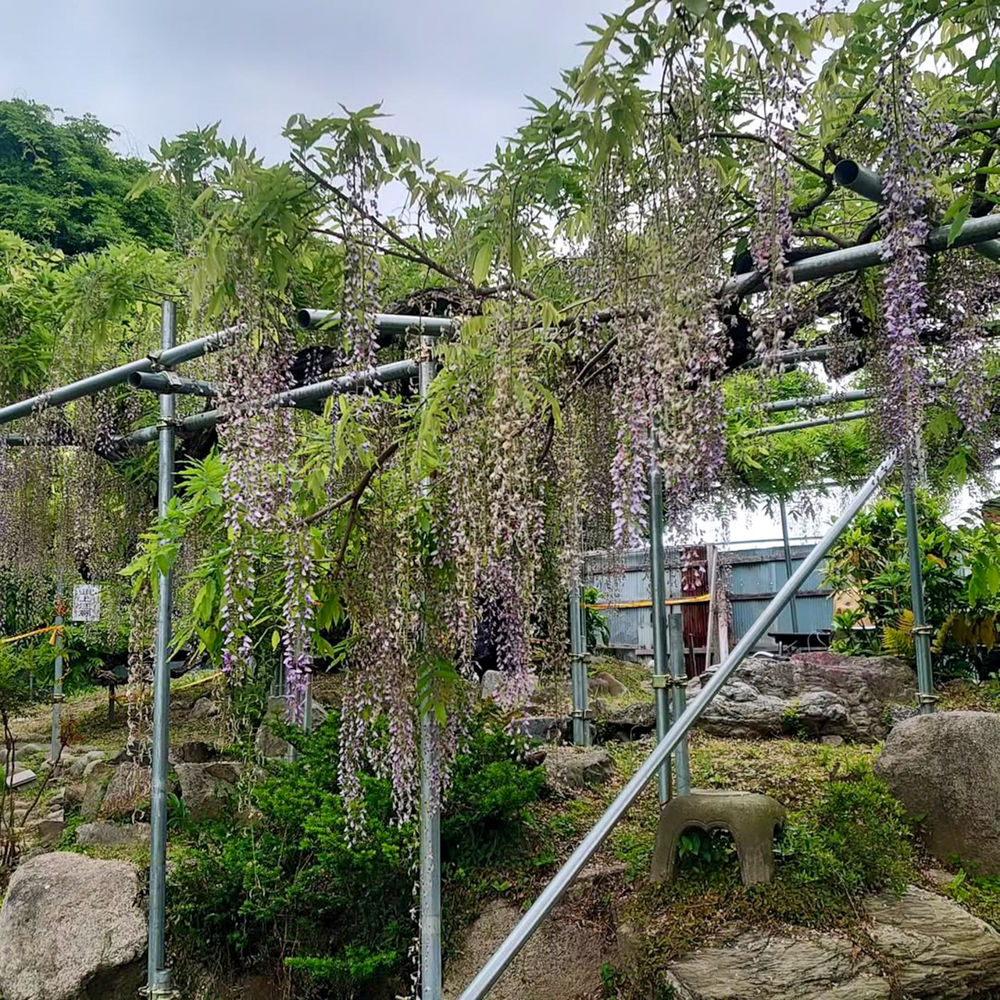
[71,584,101,623]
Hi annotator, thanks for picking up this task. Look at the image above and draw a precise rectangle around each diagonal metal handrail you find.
[457,449,899,1000]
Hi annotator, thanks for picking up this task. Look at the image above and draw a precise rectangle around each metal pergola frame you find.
[0,158,991,997]
[0,308,449,998]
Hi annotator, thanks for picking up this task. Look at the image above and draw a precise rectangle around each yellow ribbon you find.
[0,624,64,646]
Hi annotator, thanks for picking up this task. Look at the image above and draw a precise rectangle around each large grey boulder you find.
[0,852,147,1000]
[596,700,656,740]
[99,763,151,819]
[175,760,242,821]
[76,821,151,848]
[444,898,615,1000]
[875,711,1000,874]
[653,886,1000,999]
[691,652,915,742]
[866,886,1000,997]
[519,715,571,742]
[542,746,613,795]
[659,927,889,999]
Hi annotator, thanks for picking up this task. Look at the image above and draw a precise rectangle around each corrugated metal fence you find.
[582,542,832,656]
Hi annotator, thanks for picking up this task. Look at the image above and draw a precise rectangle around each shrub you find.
[776,764,913,903]
[167,705,543,998]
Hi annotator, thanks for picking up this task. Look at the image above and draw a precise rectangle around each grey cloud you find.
[1,0,611,169]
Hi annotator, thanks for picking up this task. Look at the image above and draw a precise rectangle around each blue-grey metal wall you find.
[583,543,832,652]
[727,545,831,646]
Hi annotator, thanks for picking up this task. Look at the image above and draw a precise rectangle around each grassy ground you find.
[9,667,227,751]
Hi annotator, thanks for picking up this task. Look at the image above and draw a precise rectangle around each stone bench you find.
[651,789,786,885]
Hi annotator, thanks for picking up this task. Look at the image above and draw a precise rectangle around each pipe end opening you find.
[833,160,860,187]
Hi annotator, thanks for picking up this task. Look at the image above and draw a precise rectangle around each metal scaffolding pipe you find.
[744,409,868,437]
[147,302,177,997]
[418,333,442,1000]
[129,371,218,398]
[649,462,672,805]
[763,389,870,414]
[667,613,691,796]
[834,159,1000,263]
[569,584,591,746]
[778,498,799,633]
[297,309,457,333]
[0,326,238,428]
[759,380,946,415]
[123,360,418,444]
[723,212,1000,298]
[456,450,899,1000]
[832,159,884,204]
[903,451,936,714]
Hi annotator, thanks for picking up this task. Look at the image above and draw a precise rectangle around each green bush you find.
[776,765,913,903]
[167,706,543,998]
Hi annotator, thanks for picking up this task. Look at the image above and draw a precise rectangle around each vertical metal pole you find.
[903,450,935,714]
[303,671,314,733]
[648,462,672,806]
[570,584,590,746]
[703,544,717,672]
[779,498,800,633]
[667,613,691,796]
[147,301,176,997]
[418,333,442,1000]
[49,571,64,763]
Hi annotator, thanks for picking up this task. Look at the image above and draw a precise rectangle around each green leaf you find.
[509,240,523,281]
[681,0,708,15]
[473,241,493,286]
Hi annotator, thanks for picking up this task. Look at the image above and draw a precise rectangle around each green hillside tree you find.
[0,99,174,254]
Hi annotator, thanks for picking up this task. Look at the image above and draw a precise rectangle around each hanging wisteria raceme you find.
[929,252,1000,478]
[341,159,382,373]
[876,60,935,450]
[1,410,60,583]
[748,55,805,370]
[216,303,297,686]
[609,342,655,549]
[338,499,420,832]
[280,528,314,726]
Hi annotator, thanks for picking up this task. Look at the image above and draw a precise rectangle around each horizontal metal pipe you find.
[123,359,418,444]
[743,409,868,437]
[760,379,945,415]
[723,212,1000,298]
[0,325,238,428]
[457,450,900,1000]
[833,160,885,204]
[739,345,841,368]
[834,159,1000,264]
[763,389,870,414]
[272,359,417,410]
[297,309,456,333]
[129,372,218,398]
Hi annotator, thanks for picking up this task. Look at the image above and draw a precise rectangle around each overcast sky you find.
[2,0,611,175]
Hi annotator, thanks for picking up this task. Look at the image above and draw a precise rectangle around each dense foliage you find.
[0,100,175,254]
[167,709,544,998]
[825,489,1000,677]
